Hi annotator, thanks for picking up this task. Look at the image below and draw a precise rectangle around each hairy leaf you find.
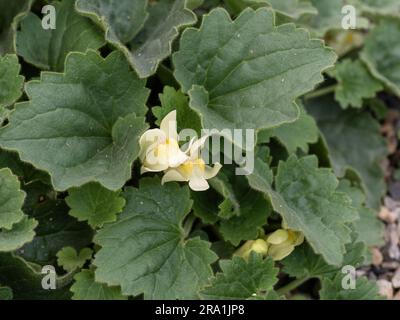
[298,0,368,36]
[258,104,319,153]
[66,182,126,228]
[152,86,202,134]
[57,247,92,272]
[0,50,149,191]
[94,178,218,299]
[306,96,388,209]
[282,239,367,279]
[0,253,71,299]
[320,273,382,300]
[0,0,33,55]
[0,168,25,230]
[76,0,197,78]
[71,269,127,300]
[338,181,384,247]
[173,7,336,137]
[0,216,37,252]
[328,59,383,109]
[16,0,105,71]
[17,197,93,266]
[201,253,278,300]
[247,156,358,266]
[0,54,24,108]
[361,19,400,97]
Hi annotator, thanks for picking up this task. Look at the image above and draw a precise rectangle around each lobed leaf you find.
[76,0,197,78]
[173,7,336,138]
[66,182,126,228]
[0,54,24,108]
[0,50,149,191]
[247,156,358,266]
[201,253,279,300]
[16,0,105,71]
[93,178,218,299]
[71,269,127,300]
[328,59,383,109]
[306,96,388,209]
[361,19,400,97]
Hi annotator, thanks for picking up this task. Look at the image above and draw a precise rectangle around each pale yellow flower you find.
[265,228,304,261]
[139,110,188,173]
[234,239,269,260]
[161,136,222,191]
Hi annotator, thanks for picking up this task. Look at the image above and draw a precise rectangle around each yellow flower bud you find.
[234,239,269,259]
[266,229,289,245]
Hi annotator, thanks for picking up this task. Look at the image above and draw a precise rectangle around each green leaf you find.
[0,253,71,299]
[224,0,317,19]
[0,168,25,230]
[328,59,383,109]
[306,96,388,209]
[16,0,105,71]
[191,188,221,224]
[0,149,50,185]
[0,0,33,55]
[76,0,197,78]
[0,168,37,253]
[298,0,368,36]
[338,180,384,247]
[200,253,279,300]
[209,171,241,219]
[357,0,400,17]
[0,216,38,252]
[17,196,93,266]
[320,273,383,300]
[75,0,148,43]
[216,173,272,245]
[0,54,24,108]
[0,50,149,191]
[57,247,93,272]
[173,7,336,136]
[66,182,126,228]
[266,0,317,19]
[258,103,319,153]
[93,178,218,299]
[361,19,400,97]
[247,155,358,266]
[71,269,127,300]
[152,86,202,134]
[282,239,367,279]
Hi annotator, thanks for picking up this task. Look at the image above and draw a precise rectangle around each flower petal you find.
[189,135,210,159]
[139,128,165,160]
[204,163,222,179]
[160,110,178,141]
[266,229,289,245]
[268,243,295,261]
[161,169,188,184]
[167,146,188,168]
[188,174,209,191]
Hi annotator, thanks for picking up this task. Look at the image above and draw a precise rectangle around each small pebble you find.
[382,261,400,270]
[371,247,383,266]
[379,206,398,223]
[392,268,400,288]
[384,197,400,211]
[377,279,394,299]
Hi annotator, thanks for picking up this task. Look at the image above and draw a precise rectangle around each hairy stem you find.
[304,84,337,100]
[183,214,197,237]
[276,277,311,296]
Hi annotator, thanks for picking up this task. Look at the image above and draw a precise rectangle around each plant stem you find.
[183,214,196,237]
[304,84,337,100]
[276,277,311,296]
